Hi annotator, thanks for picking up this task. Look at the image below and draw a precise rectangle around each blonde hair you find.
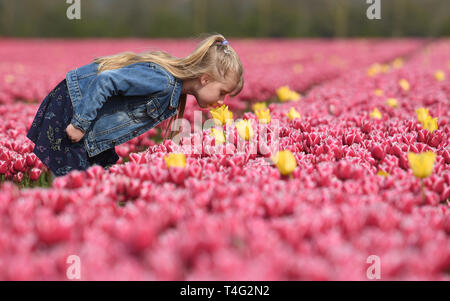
[91,33,244,141]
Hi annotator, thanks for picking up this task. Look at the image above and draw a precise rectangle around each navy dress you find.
[26,78,119,177]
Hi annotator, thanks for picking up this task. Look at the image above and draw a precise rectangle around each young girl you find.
[26,33,244,178]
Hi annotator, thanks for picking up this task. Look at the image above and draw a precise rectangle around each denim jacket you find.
[65,61,183,157]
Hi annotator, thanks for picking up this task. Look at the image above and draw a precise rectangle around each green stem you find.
[24,174,29,188]
[421,178,425,203]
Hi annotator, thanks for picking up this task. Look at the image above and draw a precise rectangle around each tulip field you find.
[0,38,449,280]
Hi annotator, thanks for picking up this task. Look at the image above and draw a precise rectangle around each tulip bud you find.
[361,122,372,134]
[407,151,436,179]
[371,144,386,161]
[399,79,410,91]
[30,168,42,181]
[442,149,450,164]
[13,157,26,173]
[164,153,186,168]
[271,150,297,176]
[13,172,24,183]
[434,70,445,81]
[25,153,37,167]
[0,160,8,174]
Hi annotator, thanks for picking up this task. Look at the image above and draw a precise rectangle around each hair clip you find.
[215,40,231,54]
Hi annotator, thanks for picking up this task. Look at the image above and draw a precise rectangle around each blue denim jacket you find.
[65,61,183,157]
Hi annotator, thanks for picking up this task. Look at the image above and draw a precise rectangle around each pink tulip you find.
[0,160,8,174]
[168,167,187,185]
[85,165,104,179]
[25,153,37,167]
[13,171,24,183]
[126,178,141,198]
[13,157,26,173]
[35,212,73,245]
[29,168,41,181]
[0,38,448,281]
[371,143,386,161]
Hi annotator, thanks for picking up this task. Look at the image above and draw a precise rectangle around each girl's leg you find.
[87,148,119,169]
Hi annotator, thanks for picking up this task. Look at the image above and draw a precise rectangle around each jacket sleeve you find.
[70,63,170,133]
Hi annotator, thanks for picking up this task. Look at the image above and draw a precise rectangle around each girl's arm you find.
[70,62,170,133]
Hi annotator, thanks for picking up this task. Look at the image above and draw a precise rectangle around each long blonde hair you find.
[91,33,244,141]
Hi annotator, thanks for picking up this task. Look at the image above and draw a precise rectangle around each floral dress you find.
[26,78,119,177]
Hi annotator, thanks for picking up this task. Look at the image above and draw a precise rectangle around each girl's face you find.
[195,73,237,109]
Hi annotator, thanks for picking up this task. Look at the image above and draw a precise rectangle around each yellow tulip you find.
[210,104,233,126]
[236,120,254,141]
[286,107,301,120]
[374,89,384,96]
[399,79,410,91]
[381,64,391,73]
[415,107,430,124]
[255,108,271,124]
[367,63,382,77]
[422,115,438,133]
[386,98,398,108]
[289,91,301,101]
[4,74,14,83]
[164,153,186,168]
[252,102,267,113]
[276,86,291,101]
[271,150,297,176]
[210,128,225,145]
[377,170,389,177]
[434,70,445,82]
[276,86,301,102]
[407,151,436,179]
[370,108,382,120]
[391,58,404,69]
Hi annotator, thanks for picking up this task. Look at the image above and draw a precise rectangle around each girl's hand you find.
[65,123,85,143]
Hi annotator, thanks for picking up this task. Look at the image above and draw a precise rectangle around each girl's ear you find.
[200,73,212,86]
